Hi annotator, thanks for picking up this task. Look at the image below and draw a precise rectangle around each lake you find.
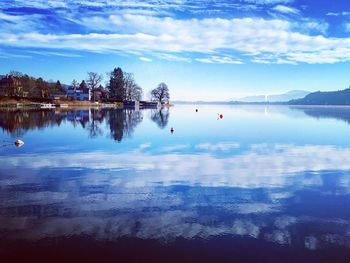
[1,105,350,262]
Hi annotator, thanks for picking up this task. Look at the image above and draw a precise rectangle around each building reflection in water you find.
[0,108,145,141]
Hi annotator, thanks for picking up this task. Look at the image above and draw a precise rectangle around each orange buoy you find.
[170,127,174,133]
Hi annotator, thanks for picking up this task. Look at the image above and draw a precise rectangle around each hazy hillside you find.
[239,90,310,102]
[289,88,350,105]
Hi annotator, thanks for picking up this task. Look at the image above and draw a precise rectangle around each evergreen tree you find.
[54,80,65,94]
[108,67,125,101]
[79,80,88,89]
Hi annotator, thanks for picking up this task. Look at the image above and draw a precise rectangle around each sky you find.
[0,0,350,101]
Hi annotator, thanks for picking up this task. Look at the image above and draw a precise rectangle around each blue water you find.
[1,105,350,262]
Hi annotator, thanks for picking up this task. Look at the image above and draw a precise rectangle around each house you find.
[67,87,91,101]
[91,87,107,101]
[67,110,91,123]
[0,74,23,96]
[50,94,67,100]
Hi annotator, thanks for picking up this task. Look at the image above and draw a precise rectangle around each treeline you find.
[289,87,350,105]
[1,70,66,98]
[106,67,142,102]
[0,107,170,141]
[2,67,171,103]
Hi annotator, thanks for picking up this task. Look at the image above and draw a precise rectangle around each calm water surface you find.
[1,105,350,262]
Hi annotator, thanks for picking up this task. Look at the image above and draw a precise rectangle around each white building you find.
[67,87,91,101]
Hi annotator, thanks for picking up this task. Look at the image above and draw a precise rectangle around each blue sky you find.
[1,0,350,101]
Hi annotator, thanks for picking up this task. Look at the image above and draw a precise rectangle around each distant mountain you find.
[172,90,310,104]
[289,88,350,105]
[239,90,310,102]
[172,100,230,105]
[62,84,70,91]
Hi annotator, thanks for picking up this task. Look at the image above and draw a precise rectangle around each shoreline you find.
[0,98,171,109]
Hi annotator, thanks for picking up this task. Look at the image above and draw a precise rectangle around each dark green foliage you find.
[35,77,49,98]
[1,71,67,98]
[108,67,125,101]
[2,67,145,101]
[52,80,66,95]
[108,109,143,141]
[79,80,88,89]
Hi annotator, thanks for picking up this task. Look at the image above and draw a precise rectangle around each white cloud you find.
[2,144,350,189]
[326,11,350,17]
[244,0,294,4]
[326,12,340,16]
[27,50,81,57]
[139,56,152,62]
[235,203,280,214]
[195,142,240,151]
[272,5,300,15]
[155,53,191,62]
[196,56,243,64]
[0,3,349,64]
[139,142,152,149]
[161,144,190,152]
[300,21,329,34]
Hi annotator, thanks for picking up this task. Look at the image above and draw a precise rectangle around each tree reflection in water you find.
[0,108,144,142]
[108,109,143,142]
[0,109,66,138]
[151,107,169,129]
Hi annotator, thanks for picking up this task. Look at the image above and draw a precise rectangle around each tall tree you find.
[124,72,143,101]
[2,71,24,97]
[36,77,48,98]
[79,80,88,89]
[151,82,170,103]
[86,72,103,101]
[53,80,65,94]
[108,67,124,101]
[71,79,79,89]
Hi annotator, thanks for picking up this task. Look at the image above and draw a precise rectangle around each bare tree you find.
[71,79,79,88]
[151,108,169,129]
[151,82,170,103]
[124,72,143,101]
[9,70,23,78]
[86,72,103,101]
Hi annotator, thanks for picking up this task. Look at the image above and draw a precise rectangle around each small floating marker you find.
[14,139,24,147]
[219,114,223,119]
[195,109,198,112]
[130,111,133,115]
[170,127,174,133]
